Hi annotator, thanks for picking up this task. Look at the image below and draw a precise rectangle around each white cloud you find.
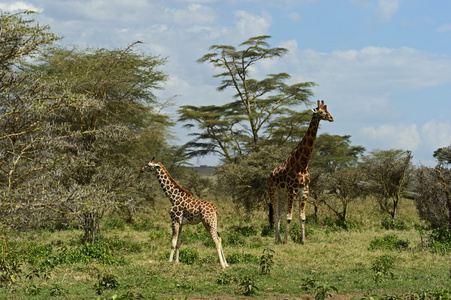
[362,124,420,151]
[376,0,399,22]
[421,121,451,151]
[0,1,41,12]
[349,0,400,22]
[234,10,271,37]
[438,23,451,33]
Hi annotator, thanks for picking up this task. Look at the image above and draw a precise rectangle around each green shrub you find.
[159,249,200,265]
[260,248,274,275]
[94,274,120,295]
[301,276,338,300]
[323,217,361,231]
[428,227,451,253]
[103,218,126,230]
[232,225,257,237]
[216,273,236,285]
[132,218,154,231]
[55,242,126,266]
[178,249,199,265]
[224,231,245,246]
[226,252,259,265]
[240,276,259,296]
[371,254,396,282]
[381,218,409,230]
[368,234,409,251]
[289,223,303,243]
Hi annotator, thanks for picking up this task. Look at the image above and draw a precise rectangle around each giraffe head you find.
[312,100,334,122]
[140,158,161,173]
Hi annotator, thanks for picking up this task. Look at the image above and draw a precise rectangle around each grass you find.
[0,196,450,299]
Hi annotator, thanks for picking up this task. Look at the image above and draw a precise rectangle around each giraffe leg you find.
[204,218,228,269]
[268,180,282,244]
[169,221,180,263]
[175,224,183,263]
[299,184,309,245]
[275,192,283,244]
[284,189,297,244]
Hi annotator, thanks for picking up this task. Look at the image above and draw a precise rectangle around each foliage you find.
[368,234,409,251]
[49,283,67,296]
[239,276,259,296]
[179,35,315,161]
[362,150,413,219]
[321,168,367,222]
[94,274,120,295]
[371,254,396,282]
[428,227,451,253]
[289,223,304,243]
[322,217,361,231]
[260,248,274,275]
[301,276,338,300]
[310,134,366,172]
[413,167,451,229]
[0,11,173,239]
[216,272,236,285]
[217,144,290,213]
[0,236,21,287]
[381,218,409,230]
[226,252,259,264]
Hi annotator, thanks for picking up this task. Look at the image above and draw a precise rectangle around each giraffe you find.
[140,159,228,269]
[267,100,334,244]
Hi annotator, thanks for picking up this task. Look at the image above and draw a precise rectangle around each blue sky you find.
[2,0,451,166]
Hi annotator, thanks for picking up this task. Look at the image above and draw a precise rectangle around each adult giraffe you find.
[141,159,228,269]
[267,100,334,244]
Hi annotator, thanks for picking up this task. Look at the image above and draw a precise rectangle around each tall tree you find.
[0,10,61,228]
[28,43,169,242]
[0,13,171,239]
[178,36,316,161]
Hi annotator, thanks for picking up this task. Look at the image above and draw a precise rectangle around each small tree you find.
[321,168,367,222]
[413,167,451,229]
[362,150,413,219]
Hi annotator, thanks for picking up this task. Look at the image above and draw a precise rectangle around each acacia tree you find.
[0,10,63,227]
[321,168,367,222]
[29,44,169,242]
[362,150,413,219]
[0,12,172,240]
[178,35,316,161]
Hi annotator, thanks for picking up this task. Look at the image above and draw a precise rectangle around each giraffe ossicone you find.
[141,159,228,269]
[267,100,334,245]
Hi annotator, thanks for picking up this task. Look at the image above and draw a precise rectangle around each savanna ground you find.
[0,193,450,300]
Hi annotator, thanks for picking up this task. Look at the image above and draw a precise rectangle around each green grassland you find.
[0,195,450,300]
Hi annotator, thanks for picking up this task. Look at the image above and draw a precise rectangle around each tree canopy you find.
[178,35,316,162]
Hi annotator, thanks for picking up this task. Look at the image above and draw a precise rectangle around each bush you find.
[289,223,303,244]
[428,227,451,253]
[226,252,259,265]
[371,254,396,282]
[381,218,409,230]
[232,225,257,237]
[178,249,199,265]
[94,274,120,295]
[368,234,409,251]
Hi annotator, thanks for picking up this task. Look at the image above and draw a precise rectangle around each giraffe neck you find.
[154,164,191,204]
[290,114,321,170]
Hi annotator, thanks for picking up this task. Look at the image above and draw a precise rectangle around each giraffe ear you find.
[312,108,318,113]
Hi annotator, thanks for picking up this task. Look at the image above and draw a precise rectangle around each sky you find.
[1,0,451,167]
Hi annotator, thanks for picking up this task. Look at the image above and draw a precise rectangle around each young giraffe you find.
[140,159,228,269]
[268,100,334,244]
